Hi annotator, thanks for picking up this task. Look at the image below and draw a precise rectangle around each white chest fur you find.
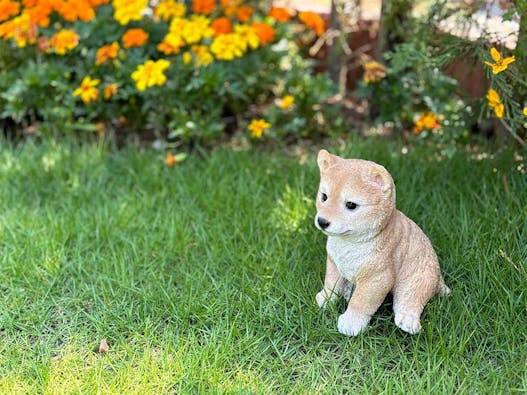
[326,236,374,282]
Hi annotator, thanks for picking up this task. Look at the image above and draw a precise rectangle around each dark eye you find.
[321,193,327,202]
[346,202,358,210]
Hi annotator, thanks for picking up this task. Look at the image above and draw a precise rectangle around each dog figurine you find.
[314,149,449,336]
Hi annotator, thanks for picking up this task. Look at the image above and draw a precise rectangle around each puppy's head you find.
[314,149,396,239]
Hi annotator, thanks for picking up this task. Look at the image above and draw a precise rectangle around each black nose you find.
[317,217,330,230]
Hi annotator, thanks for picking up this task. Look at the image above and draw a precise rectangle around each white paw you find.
[315,290,334,308]
[395,313,422,334]
[337,311,370,336]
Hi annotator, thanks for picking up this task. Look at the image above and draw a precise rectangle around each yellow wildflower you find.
[73,76,100,103]
[112,0,147,25]
[523,107,527,116]
[155,0,186,21]
[484,47,515,75]
[248,119,270,138]
[131,59,170,91]
[103,83,118,99]
[49,29,79,55]
[486,88,504,118]
[277,95,294,110]
[210,33,245,60]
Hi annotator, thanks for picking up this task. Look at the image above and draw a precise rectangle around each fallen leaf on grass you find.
[98,338,109,354]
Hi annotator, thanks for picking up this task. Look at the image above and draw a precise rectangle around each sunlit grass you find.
[0,139,525,393]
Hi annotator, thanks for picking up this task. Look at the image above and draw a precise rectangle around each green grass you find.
[0,139,526,394]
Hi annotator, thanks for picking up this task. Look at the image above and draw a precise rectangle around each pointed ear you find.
[317,149,334,172]
[368,165,393,194]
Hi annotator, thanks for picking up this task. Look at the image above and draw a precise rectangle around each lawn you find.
[0,139,526,393]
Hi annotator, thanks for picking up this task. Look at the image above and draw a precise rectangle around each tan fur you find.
[314,149,449,336]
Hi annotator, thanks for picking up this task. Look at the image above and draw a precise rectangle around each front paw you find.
[337,310,371,336]
[315,290,330,308]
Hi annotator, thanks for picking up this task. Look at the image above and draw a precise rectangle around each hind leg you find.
[393,278,436,334]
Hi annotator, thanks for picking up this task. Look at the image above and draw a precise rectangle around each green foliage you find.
[356,41,473,145]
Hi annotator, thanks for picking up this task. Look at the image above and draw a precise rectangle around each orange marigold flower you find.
[299,11,325,36]
[122,28,148,48]
[250,22,275,46]
[49,29,79,55]
[88,0,111,6]
[96,42,119,65]
[211,17,232,37]
[192,0,215,15]
[268,7,292,22]
[0,1,20,23]
[235,5,253,22]
[413,111,441,134]
[58,0,95,22]
[103,83,118,99]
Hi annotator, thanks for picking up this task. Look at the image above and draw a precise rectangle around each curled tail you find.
[437,276,451,296]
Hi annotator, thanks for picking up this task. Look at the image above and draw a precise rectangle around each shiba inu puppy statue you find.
[314,149,449,336]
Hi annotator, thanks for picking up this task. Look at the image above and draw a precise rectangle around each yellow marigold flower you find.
[0,0,20,23]
[486,88,504,118]
[49,29,79,55]
[122,28,148,48]
[299,11,325,36]
[131,59,170,91]
[234,24,259,51]
[103,83,118,99]
[277,95,294,110]
[192,0,215,15]
[523,107,527,116]
[95,42,119,65]
[210,33,245,60]
[190,44,213,67]
[363,60,387,84]
[413,111,441,134]
[155,0,186,21]
[248,119,270,138]
[157,32,184,55]
[112,0,147,25]
[73,76,100,103]
[178,15,214,44]
[485,47,515,75]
